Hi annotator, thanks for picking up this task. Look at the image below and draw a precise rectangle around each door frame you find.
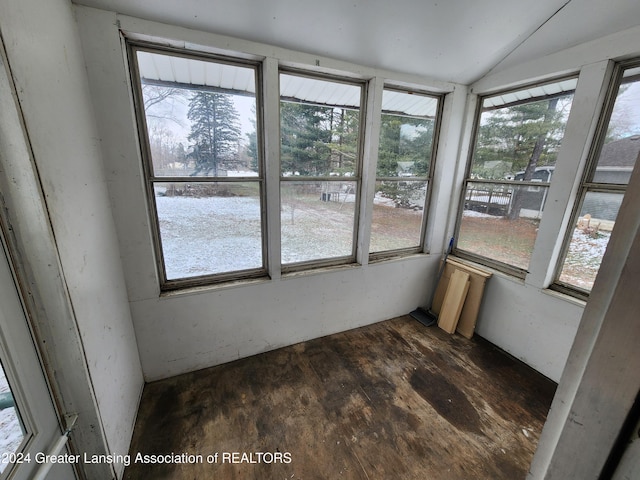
[0,32,114,480]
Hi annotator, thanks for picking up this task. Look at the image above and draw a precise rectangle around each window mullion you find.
[263,57,282,280]
[358,76,384,265]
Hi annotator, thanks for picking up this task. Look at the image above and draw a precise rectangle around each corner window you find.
[279,72,364,269]
[370,88,441,256]
[456,78,576,275]
[129,45,266,288]
[555,63,640,294]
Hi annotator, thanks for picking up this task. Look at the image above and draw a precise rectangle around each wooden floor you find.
[123,316,556,480]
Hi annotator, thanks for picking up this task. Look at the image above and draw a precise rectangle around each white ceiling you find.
[73,0,640,85]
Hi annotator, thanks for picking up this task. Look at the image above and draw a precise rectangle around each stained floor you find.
[123,316,556,480]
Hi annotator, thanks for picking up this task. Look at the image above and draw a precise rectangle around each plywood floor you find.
[123,316,556,480]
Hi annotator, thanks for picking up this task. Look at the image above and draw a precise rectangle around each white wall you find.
[73,6,640,388]
[461,25,640,383]
[0,1,144,478]
[75,7,468,381]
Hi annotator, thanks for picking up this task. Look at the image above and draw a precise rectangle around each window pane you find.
[1,360,25,474]
[558,191,622,290]
[458,183,547,270]
[472,90,574,182]
[377,90,438,178]
[136,51,259,177]
[281,181,356,264]
[370,181,426,253]
[593,69,640,185]
[280,74,361,177]
[154,182,263,279]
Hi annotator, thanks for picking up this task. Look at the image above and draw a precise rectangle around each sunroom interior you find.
[0,0,639,479]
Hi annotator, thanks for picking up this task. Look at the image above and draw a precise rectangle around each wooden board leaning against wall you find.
[432,258,492,338]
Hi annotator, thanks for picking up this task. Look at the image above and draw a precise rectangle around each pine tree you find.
[473,96,570,218]
[187,91,241,176]
[280,102,333,176]
[376,113,435,206]
[474,96,568,180]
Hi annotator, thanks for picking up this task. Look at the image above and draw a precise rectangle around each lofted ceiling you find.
[73,0,640,85]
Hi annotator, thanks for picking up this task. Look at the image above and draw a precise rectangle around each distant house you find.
[593,134,640,184]
[476,135,640,219]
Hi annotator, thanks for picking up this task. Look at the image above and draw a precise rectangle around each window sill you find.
[281,262,362,280]
[159,274,272,299]
[544,285,588,307]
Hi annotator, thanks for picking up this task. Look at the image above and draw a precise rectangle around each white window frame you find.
[127,41,268,290]
[552,60,640,299]
[278,68,367,273]
[454,77,577,278]
[368,86,444,260]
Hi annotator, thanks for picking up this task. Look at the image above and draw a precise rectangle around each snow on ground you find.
[156,195,263,279]
[156,194,611,286]
[566,228,610,262]
[462,209,611,289]
[463,210,496,218]
[1,367,24,473]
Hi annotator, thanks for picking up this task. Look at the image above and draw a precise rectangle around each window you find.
[0,360,25,475]
[370,88,441,256]
[555,63,640,295]
[129,45,266,288]
[279,72,364,269]
[456,78,576,275]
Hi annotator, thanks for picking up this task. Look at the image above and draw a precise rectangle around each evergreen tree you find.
[376,113,435,206]
[246,105,259,172]
[473,96,570,219]
[187,91,241,176]
[474,96,568,180]
[280,102,333,176]
[327,108,360,174]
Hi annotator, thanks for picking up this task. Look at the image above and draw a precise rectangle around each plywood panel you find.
[438,270,470,334]
[433,258,492,338]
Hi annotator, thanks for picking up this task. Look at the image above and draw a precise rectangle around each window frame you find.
[127,41,269,290]
[454,76,578,278]
[551,60,639,299]
[368,85,444,261]
[278,68,367,273]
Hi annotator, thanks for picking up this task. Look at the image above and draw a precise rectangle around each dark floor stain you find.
[124,384,180,479]
[125,317,554,480]
[468,338,557,420]
[491,450,528,479]
[410,366,484,436]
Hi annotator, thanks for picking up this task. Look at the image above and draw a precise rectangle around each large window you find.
[370,88,441,256]
[456,79,576,275]
[129,45,266,288]
[555,63,640,295]
[279,72,364,269]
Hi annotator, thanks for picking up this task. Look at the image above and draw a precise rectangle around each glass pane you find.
[558,191,623,290]
[370,180,426,253]
[472,90,574,181]
[593,68,640,185]
[280,74,362,177]
[281,181,356,264]
[1,360,25,474]
[154,182,263,279]
[377,90,438,177]
[136,50,259,177]
[458,183,547,270]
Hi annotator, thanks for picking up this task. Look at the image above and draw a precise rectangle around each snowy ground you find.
[156,194,608,288]
[559,227,610,289]
[0,367,24,474]
[156,191,422,277]
[462,210,611,289]
[156,195,263,279]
